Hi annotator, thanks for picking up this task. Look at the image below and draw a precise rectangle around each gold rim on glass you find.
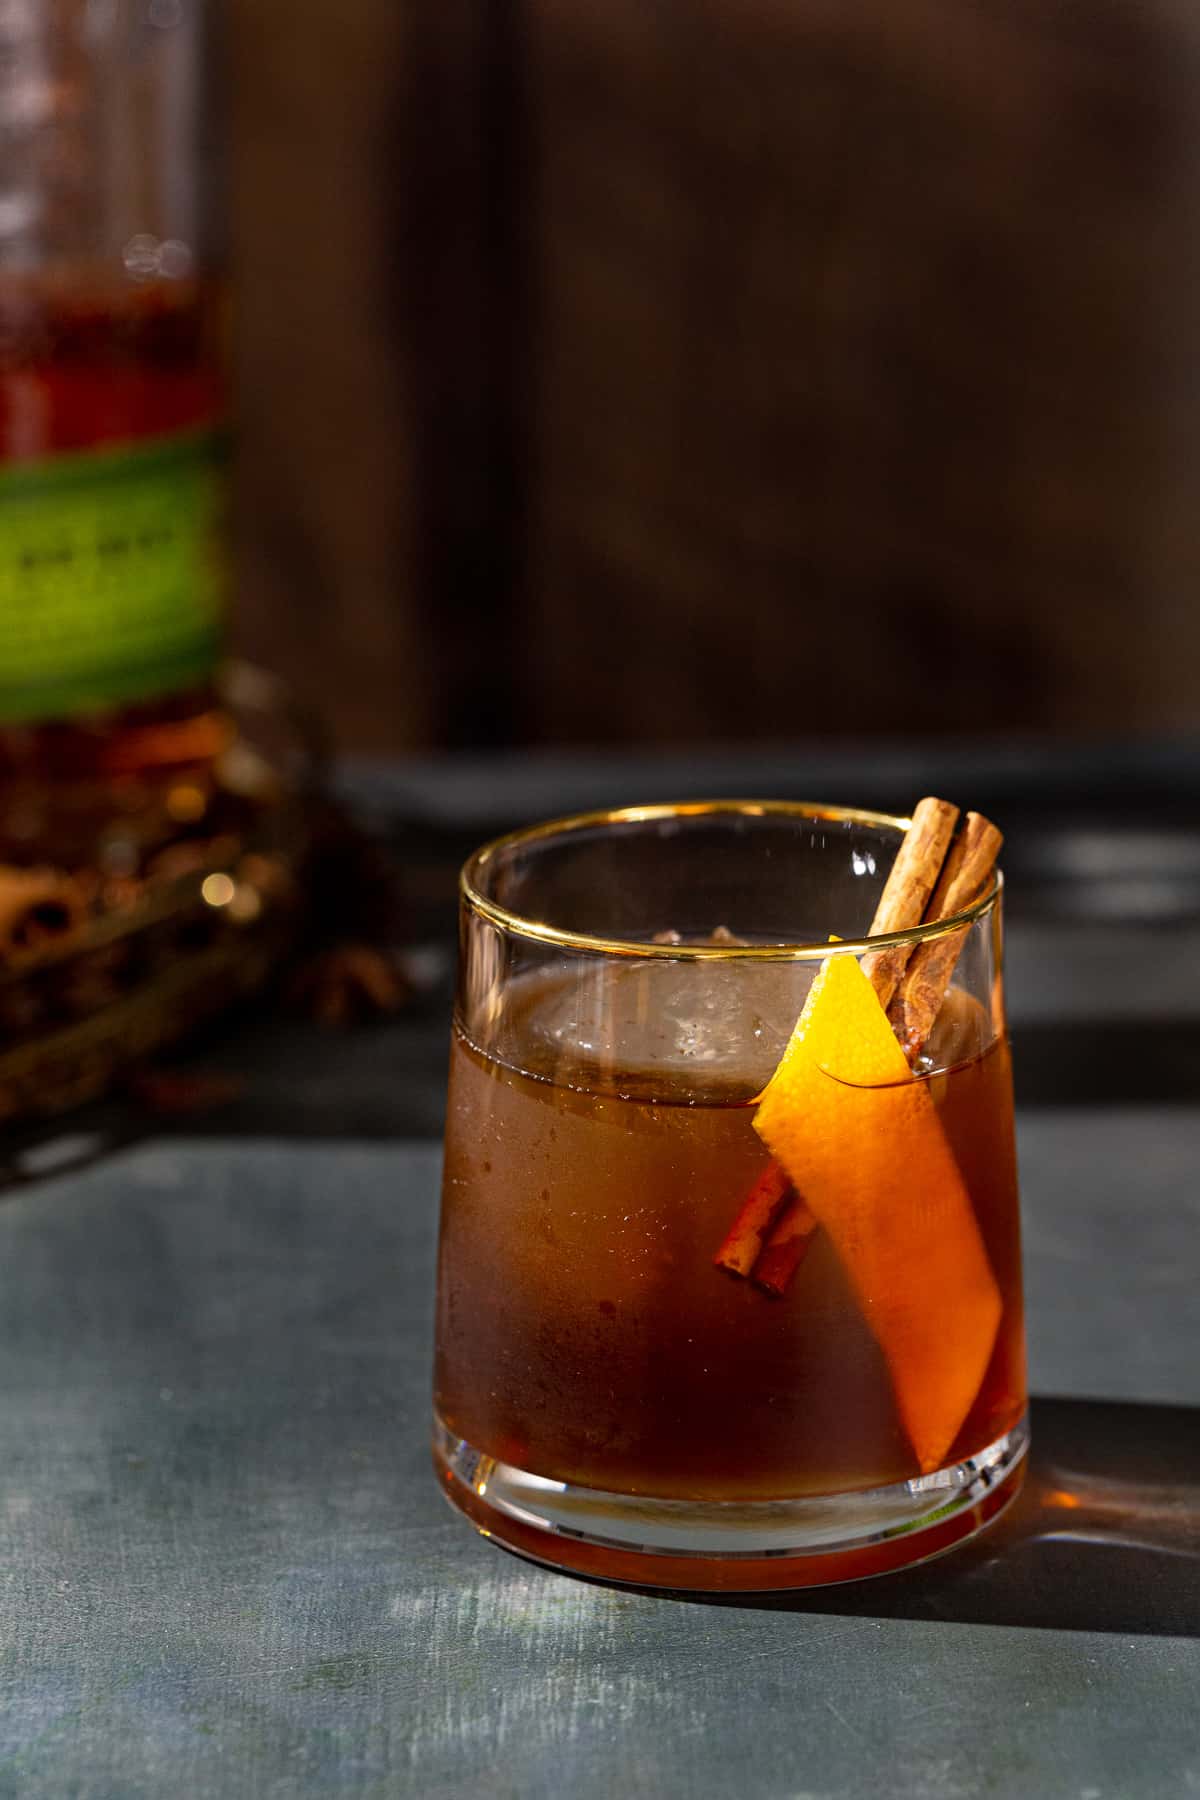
[460,800,1002,960]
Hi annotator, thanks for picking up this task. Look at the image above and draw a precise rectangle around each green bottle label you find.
[0,428,227,724]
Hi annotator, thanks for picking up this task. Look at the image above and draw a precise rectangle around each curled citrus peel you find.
[754,952,1001,1475]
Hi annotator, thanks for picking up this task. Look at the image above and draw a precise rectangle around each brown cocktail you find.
[433,801,1027,1590]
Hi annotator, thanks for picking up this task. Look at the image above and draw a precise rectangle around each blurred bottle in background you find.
[0,0,228,867]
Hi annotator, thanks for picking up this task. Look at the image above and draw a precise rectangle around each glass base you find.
[433,1410,1030,1592]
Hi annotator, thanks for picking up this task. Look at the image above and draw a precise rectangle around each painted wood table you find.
[1,745,1198,1796]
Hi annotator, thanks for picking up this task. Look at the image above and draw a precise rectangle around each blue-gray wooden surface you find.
[3,742,1200,1797]
[1,1115,1197,1799]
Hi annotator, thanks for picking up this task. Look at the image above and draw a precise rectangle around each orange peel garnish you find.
[754,952,1001,1474]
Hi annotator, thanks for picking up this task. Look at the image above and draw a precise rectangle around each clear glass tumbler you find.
[433,801,1027,1591]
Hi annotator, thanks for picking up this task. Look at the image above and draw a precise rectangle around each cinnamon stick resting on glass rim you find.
[714,799,1002,1295]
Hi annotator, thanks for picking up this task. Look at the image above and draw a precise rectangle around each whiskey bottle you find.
[0,0,229,866]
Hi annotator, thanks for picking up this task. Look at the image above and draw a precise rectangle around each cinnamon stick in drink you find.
[716,796,966,1292]
[859,796,959,1009]
[713,1161,792,1277]
[889,812,1003,1062]
[751,1193,819,1296]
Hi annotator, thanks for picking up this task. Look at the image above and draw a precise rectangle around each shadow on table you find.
[682,1397,1200,1637]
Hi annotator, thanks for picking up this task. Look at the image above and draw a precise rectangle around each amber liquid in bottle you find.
[0,273,230,861]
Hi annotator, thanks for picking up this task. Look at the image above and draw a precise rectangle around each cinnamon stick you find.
[859,796,959,1010]
[889,812,1003,1062]
[713,1161,792,1277]
[716,795,964,1294]
[751,1193,819,1296]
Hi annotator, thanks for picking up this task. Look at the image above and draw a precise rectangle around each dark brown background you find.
[228,0,1200,754]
